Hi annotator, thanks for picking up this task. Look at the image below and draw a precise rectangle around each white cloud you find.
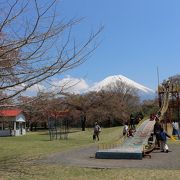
[6,83,46,97]
[50,76,89,94]
[26,84,46,94]
[7,76,89,96]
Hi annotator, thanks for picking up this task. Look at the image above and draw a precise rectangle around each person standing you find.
[130,114,135,129]
[154,119,162,148]
[93,122,101,141]
[172,120,180,139]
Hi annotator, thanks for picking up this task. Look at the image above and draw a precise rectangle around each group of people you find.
[123,122,135,137]
[92,119,135,141]
[154,118,171,152]
[122,114,138,137]
[92,118,135,142]
[92,116,179,144]
[154,118,180,153]
[123,111,179,153]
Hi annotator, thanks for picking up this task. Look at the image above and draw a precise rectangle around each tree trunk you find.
[108,116,111,127]
[30,123,33,131]
[81,115,86,131]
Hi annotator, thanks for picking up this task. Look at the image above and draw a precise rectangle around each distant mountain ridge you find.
[89,75,155,100]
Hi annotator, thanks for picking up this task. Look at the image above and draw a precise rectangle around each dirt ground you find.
[39,143,180,169]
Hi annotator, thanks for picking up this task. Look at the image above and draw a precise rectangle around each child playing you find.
[159,127,171,153]
[123,122,129,136]
[128,128,134,137]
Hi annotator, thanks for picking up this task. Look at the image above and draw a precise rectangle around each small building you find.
[0,109,26,136]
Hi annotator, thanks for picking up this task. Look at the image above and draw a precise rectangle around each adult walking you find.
[154,118,162,148]
[130,114,135,129]
[93,122,101,141]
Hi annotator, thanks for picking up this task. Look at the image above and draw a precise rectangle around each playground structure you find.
[48,110,69,141]
[96,81,180,159]
[158,82,180,127]
[96,118,156,159]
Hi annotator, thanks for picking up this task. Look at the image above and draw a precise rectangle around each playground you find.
[0,128,179,179]
[0,82,180,180]
[93,82,180,160]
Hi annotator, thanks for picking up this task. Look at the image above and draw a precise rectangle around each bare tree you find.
[0,0,102,103]
[63,92,105,130]
[63,93,91,131]
[107,80,140,109]
[104,80,141,123]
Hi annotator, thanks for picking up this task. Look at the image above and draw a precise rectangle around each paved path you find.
[39,143,180,169]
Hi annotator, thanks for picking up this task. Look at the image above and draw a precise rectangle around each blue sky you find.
[56,0,180,91]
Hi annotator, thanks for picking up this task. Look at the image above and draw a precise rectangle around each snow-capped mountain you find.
[89,75,155,100]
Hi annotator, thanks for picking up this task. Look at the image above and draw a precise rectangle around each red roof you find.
[0,109,22,117]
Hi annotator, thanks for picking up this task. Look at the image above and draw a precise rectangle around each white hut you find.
[0,109,26,136]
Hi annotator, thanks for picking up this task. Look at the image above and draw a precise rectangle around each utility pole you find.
[157,66,161,108]
[157,66,160,87]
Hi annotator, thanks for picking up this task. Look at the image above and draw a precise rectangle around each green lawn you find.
[0,126,179,180]
[0,127,122,162]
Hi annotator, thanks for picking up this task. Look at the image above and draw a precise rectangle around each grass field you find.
[0,126,179,180]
